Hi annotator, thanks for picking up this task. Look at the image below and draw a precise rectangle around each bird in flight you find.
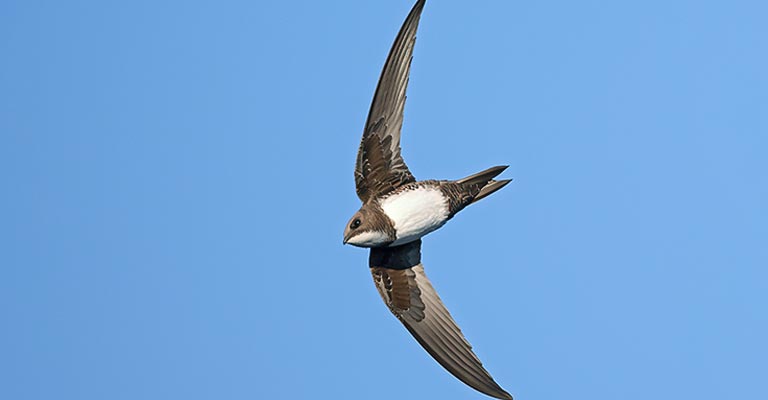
[342,1,513,399]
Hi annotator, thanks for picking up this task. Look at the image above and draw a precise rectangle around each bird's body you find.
[379,183,450,246]
[348,167,511,248]
[342,1,514,399]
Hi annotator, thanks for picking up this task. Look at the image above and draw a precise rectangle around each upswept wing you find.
[355,0,426,203]
[369,240,513,400]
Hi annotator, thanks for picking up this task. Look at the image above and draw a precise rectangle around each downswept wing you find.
[369,240,513,400]
[355,0,426,203]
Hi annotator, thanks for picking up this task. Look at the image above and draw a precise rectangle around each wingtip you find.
[487,390,513,400]
[409,0,427,18]
[485,386,514,400]
[479,379,514,400]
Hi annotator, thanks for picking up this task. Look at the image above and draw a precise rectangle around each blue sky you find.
[2,0,767,399]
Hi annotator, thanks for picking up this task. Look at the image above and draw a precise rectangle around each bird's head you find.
[343,205,394,248]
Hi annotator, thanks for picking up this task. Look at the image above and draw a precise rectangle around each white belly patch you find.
[379,187,449,246]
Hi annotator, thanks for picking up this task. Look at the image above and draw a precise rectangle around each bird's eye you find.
[350,219,361,229]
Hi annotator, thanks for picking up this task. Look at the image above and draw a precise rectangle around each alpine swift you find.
[342,1,513,399]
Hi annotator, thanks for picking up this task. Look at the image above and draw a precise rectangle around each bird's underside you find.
[348,1,513,399]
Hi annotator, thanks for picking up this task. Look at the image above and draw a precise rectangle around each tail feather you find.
[472,179,512,204]
[455,165,511,205]
[457,165,508,186]
[442,166,511,217]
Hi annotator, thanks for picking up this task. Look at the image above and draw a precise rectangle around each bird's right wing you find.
[369,240,513,400]
[354,0,425,203]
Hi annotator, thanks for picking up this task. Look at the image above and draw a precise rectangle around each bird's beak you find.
[342,237,348,245]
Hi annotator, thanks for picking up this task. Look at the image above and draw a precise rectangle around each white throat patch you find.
[379,186,449,246]
[346,229,391,247]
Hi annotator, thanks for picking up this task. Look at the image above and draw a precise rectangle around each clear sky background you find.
[2,1,767,399]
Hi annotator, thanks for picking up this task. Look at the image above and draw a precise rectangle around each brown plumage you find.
[440,166,513,218]
[370,240,513,400]
[345,1,514,399]
[353,0,421,204]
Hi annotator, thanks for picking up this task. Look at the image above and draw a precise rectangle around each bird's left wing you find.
[369,240,513,400]
[354,0,425,203]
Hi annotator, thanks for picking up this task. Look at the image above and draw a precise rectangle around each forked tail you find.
[456,165,512,204]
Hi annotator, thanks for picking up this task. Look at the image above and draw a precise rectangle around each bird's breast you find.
[379,186,450,246]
